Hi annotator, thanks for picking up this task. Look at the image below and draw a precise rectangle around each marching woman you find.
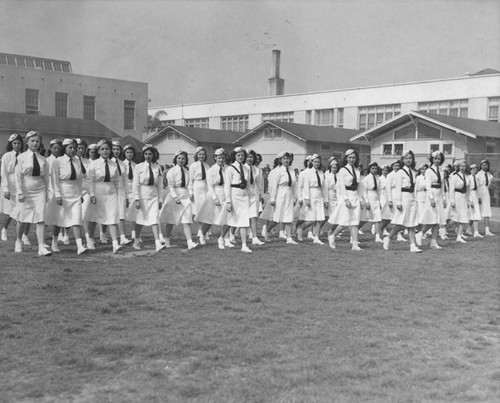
[189,146,210,242]
[123,144,137,240]
[415,163,428,227]
[85,139,122,254]
[224,147,252,252]
[129,145,165,252]
[416,151,447,249]
[362,161,383,243]
[293,155,313,241]
[328,149,363,251]
[111,141,132,246]
[302,154,328,244]
[260,151,298,245]
[196,148,232,249]
[379,161,398,238]
[45,139,87,255]
[467,164,483,237]
[1,133,24,241]
[261,154,282,241]
[160,150,198,250]
[12,131,52,256]
[477,159,495,236]
[382,151,421,252]
[324,158,339,239]
[440,165,453,240]
[449,159,470,243]
[245,150,265,245]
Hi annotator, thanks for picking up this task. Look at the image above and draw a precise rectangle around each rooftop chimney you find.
[269,49,285,96]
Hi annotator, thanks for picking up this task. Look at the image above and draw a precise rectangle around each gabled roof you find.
[115,135,143,151]
[234,121,362,144]
[350,111,500,142]
[470,68,500,76]
[0,111,118,138]
[146,125,242,145]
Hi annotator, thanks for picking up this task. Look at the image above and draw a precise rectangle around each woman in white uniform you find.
[224,147,252,252]
[328,149,363,251]
[45,139,87,254]
[129,145,165,252]
[477,159,495,236]
[111,141,132,246]
[12,131,52,256]
[302,154,327,244]
[245,150,265,246]
[197,148,231,249]
[324,158,339,241]
[362,162,383,243]
[160,150,198,250]
[86,139,122,254]
[383,151,421,253]
[467,164,483,238]
[449,159,471,243]
[189,146,210,240]
[416,151,447,249]
[1,133,24,241]
[122,144,138,240]
[293,156,313,241]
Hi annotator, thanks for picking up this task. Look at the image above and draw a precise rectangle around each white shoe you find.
[485,229,495,236]
[120,236,132,246]
[252,237,265,245]
[241,245,252,253]
[113,245,123,254]
[63,234,71,245]
[229,233,236,243]
[15,239,22,253]
[224,239,235,248]
[77,246,88,255]
[456,236,467,243]
[383,236,390,250]
[57,232,64,243]
[261,225,267,238]
[439,228,447,240]
[21,234,31,246]
[312,237,324,245]
[460,234,468,239]
[328,234,335,249]
[397,233,407,242]
[164,238,172,248]
[1,228,7,241]
[87,240,96,250]
[279,230,287,239]
[358,230,364,235]
[286,238,298,245]
[155,242,166,252]
[159,233,166,243]
[197,228,203,238]
[100,236,108,244]
[371,225,376,235]
[383,229,390,236]
[132,240,142,250]
[38,246,52,256]
[375,234,384,243]
[415,232,423,247]
[205,232,211,240]
[410,244,422,253]
[199,234,206,245]
[307,231,314,240]
[465,229,474,236]
[218,238,225,250]
[473,232,484,238]
[296,228,303,242]
[187,239,199,250]
[51,243,61,253]
[352,244,363,251]
[430,241,442,250]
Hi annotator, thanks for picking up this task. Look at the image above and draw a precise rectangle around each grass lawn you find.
[0,222,499,402]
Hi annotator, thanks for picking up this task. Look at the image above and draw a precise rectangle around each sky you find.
[1,0,499,109]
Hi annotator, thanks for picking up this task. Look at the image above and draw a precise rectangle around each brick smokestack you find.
[269,49,285,96]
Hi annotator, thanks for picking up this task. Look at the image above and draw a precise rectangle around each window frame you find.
[55,92,68,118]
[83,95,96,120]
[25,89,39,115]
[124,100,135,130]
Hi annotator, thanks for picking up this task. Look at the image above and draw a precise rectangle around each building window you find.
[162,120,176,127]
[221,115,248,132]
[320,144,331,151]
[166,131,181,140]
[55,92,68,118]
[61,63,71,73]
[417,122,441,139]
[35,59,43,69]
[7,56,16,65]
[315,109,334,126]
[0,55,6,64]
[262,111,294,123]
[25,89,39,115]
[485,142,496,154]
[83,96,95,120]
[429,143,453,156]
[17,57,26,67]
[26,58,34,68]
[124,100,135,130]
[487,97,500,122]
[53,62,62,72]
[263,128,282,140]
[418,99,468,118]
[185,118,209,128]
[305,110,312,125]
[382,143,404,156]
[43,60,53,70]
[337,108,344,128]
[358,104,400,130]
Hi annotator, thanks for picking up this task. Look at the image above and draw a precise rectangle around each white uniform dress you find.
[224,162,251,228]
[128,162,163,226]
[189,160,210,217]
[468,174,482,221]
[415,174,427,223]
[302,168,326,221]
[325,171,338,216]
[443,177,451,220]
[381,171,397,220]
[0,150,19,216]
[362,173,382,222]
[159,165,193,225]
[260,165,297,223]
[124,159,136,205]
[113,158,128,220]
[246,163,262,219]
[476,170,493,218]
[293,168,310,219]
[196,164,229,226]
[328,165,362,226]
[449,172,470,224]
[420,165,446,226]
[79,157,92,221]
[12,150,49,223]
[45,155,84,227]
[391,166,419,228]
[85,158,120,225]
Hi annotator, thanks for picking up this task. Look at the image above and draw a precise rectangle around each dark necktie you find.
[148,163,154,186]
[316,169,321,187]
[180,167,186,187]
[473,176,477,190]
[436,167,441,185]
[239,163,245,183]
[460,174,466,188]
[79,157,86,175]
[115,159,121,176]
[351,167,357,187]
[15,151,19,166]
[32,153,40,177]
[373,174,377,190]
[485,172,489,186]
[201,161,206,180]
[286,167,292,187]
[445,178,449,193]
[334,173,337,184]
[69,157,76,180]
[104,160,110,182]
[219,166,224,186]
[128,161,133,180]
[249,166,254,185]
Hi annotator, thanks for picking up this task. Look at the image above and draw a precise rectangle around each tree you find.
[146,110,168,132]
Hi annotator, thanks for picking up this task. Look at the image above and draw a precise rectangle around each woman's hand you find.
[126,199,130,208]
[4,191,10,200]
[443,200,447,208]
[397,204,402,211]
[345,199,352,209]
[214,199,221,207]
[270,200,276,207]
[478,198,482,205]
[56,197,63,206]
[305,199,311,208]
[135,200,141,209]
[365,202,371,211]
[388,201,393,208]
[451,202,455,209]
[226,202,232,212]
[324,201,329,209]
[90,196,96,204]
[174,196,181,205]
[430,200,436,208]
[189,194,194,201]
[18,193,25,203]
[298,199,303,206]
